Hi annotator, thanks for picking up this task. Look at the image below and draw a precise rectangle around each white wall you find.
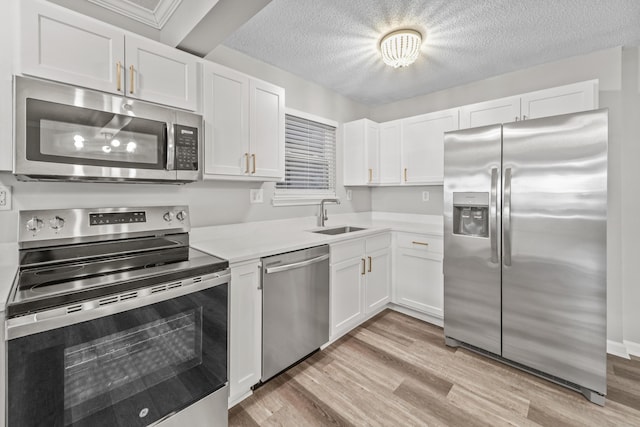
[369,46,640,348]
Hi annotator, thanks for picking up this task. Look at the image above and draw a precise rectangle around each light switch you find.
[346,190,352,201]
[422,191,430,202]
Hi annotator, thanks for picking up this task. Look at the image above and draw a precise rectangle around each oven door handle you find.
[5,271,230,340]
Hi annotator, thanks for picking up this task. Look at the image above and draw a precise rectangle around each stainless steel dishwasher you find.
[260,245,330,383]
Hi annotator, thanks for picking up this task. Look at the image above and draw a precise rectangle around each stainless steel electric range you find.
[5,206,229,427]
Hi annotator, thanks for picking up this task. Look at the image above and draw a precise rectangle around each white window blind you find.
[275,113,336,201]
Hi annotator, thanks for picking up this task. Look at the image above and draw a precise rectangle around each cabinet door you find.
[401,109,458,184]
[331,256,365,339]
[364,248,391,314]
[229,261,262,406]
[520,80,598,120]
[379,121,401,184]
[125,35,198,111]
[203,63,250,177]
[366,121,380,184]
[20,0,125,94]
[249,79,285,179]
[342,120,367,185]
[459,96,521,129]
[395,248,443,318]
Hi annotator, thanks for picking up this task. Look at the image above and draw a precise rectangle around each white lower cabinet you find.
[330,233,391,340]
[394,232,444,319]
[229,260,262,407]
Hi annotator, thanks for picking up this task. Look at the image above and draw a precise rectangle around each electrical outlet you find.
[0,185,12,211]
[422,191,430,202]
[250,189,264,204]
[346,190,352,201]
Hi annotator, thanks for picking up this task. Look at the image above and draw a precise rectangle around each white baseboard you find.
[389,303,444,327]
[607,340,630,358]
[623,340,640,357]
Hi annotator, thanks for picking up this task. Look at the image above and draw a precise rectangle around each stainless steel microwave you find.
[14,76,202,183]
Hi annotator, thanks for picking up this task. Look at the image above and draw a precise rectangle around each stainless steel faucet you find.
[318,198,340,226]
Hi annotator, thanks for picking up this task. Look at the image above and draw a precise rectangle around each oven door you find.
[14,76,179,182]
[6,276,228,427]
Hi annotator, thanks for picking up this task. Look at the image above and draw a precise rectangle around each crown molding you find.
[88,0,182,29]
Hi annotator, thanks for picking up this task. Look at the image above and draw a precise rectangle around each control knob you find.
[26,217,44,233]
[176,210,187,222]
[163,211,174,222]
[49,216,65,231]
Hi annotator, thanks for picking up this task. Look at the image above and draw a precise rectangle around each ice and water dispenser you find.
[452,192,489,238]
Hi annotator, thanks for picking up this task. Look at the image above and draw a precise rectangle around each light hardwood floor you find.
[229,309,640,426]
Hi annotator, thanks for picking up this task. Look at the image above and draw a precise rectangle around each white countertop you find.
[191,212,443,264]
[0,243,18,313]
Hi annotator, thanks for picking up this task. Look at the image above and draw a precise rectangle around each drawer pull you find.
[412,241,429,246]
[361,258,366,275]
[368,256,372,272]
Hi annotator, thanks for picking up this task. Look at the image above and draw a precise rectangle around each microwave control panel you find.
[174,125,198,171]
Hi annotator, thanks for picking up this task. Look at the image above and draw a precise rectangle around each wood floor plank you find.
[393,377,491,427]
[229,309,640,427]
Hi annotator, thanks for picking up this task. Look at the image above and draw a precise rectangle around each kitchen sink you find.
[312,226,366,235]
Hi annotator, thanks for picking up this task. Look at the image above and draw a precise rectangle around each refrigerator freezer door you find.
[501,109,607,395]
[444,124,502,355]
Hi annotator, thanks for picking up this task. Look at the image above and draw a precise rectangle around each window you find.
[273,109,337,206]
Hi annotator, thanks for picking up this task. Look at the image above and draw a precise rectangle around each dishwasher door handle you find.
[264,253,330,274]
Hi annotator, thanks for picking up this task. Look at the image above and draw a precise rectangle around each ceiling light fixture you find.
[379,29,422,68]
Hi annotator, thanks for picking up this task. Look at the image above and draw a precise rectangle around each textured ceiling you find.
[222,0,640,105]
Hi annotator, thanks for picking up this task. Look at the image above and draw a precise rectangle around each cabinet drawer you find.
[331,238,366,263]
[396,232,443,255]
[366,233,391,253]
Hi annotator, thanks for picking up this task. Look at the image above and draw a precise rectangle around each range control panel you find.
[174,124,198,171]
[19,206,190,245]
[89,211,146,226]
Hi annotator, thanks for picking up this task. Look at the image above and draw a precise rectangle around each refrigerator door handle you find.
[490,167,499,263]
[503,167,512,266]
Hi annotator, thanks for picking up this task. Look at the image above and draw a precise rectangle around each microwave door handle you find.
[165,123,175,170]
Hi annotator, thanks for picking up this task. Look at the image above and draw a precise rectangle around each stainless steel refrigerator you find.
[443,108,608,405]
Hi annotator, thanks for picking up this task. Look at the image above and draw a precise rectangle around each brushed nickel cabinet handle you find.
[404,168,408,182]
[368,168,372,183]
[116,62,122,91]
[252,154,256,174]
[244,153,250,174]
[412,241,429,246]
[129,65,134,94]
[368,256,372,272]
[361,258,366,275]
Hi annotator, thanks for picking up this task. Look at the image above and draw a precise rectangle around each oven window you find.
[7,284,227,427]
[26,98,166,169]
[64,310,203,425]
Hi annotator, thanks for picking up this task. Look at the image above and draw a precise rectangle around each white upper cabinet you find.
[401,108,459,184]
[460,96,521,129]
[459,80,598,129]
[378,121,402,184]
[204,64,250,176]
[19,0,199,110]
[520,80,598,120]
[21,0,125,95]
[125,35,198,111]
[203,62,285,181]
[343,119,379,185]
[250,79,285,179]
